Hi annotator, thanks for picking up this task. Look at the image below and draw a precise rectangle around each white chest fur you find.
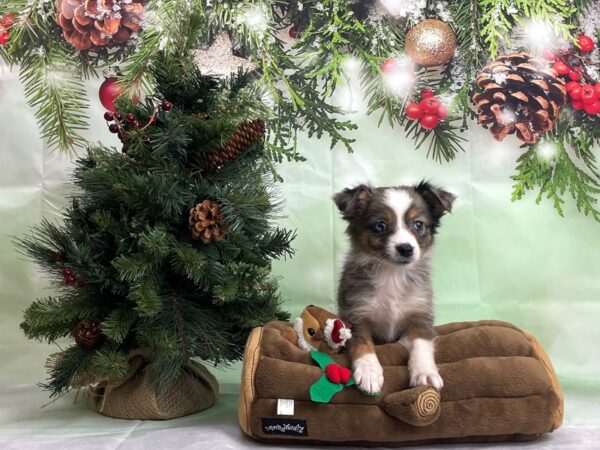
[363,264,430,342]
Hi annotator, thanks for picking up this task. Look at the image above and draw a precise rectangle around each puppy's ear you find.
[333,184,373,220]
[415,181,456,220]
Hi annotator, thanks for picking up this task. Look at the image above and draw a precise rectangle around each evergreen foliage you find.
[16,57,294,396]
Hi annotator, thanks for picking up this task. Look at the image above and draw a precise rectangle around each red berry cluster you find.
[62,268,85,287]
[545,34,600,116]
[104,100,172,147]
[0,13,15,45]
[405,90,448,130]
[566,82,600,115]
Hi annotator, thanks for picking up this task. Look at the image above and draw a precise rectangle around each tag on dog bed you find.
[277,399,294,416]
[262,418,308,437]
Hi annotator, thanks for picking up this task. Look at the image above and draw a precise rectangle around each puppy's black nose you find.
[396,244,414,257]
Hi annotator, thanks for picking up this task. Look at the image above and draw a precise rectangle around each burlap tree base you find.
[90,350,218,420]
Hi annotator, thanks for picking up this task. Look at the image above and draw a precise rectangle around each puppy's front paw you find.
[409,368,443,389]
[353,353,384,395]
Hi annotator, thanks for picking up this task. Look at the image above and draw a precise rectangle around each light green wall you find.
[1,70,599,423]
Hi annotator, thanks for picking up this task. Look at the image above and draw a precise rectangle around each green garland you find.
[1,0,599,220]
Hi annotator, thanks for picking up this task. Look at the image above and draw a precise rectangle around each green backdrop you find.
[1,70,599,426]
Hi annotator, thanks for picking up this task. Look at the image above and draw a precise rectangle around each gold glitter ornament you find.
[405,19,457,67]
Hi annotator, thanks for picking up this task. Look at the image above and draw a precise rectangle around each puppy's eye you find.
[412,220,424,231]
[307,328,315,336]
[372,221,388,233]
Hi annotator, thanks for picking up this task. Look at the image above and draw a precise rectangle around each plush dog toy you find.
[292,305,352,354]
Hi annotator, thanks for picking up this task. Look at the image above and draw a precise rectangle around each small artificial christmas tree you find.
[17,52,293,413]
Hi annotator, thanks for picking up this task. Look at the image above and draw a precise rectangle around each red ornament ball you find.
[420,97,440,114]
[552,61,570,76]
[420,114,440,129]
[99,77,125,112]
[577,35,595,53]
[381,58,398,74]
[406,103,424,120]
[289,26,298,39]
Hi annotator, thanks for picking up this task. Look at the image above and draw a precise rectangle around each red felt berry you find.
[581,84,596,103]
[420,114,440,129]
[437,104,448,120]
[568,70,580,82]
[420,97,440,114]
[542,49,556,61]
[325,364,342,384]
[381,58,398,74]
[552,61,570,76]
[109,124,119,133]
[569,86,582,100]
[288,26,298,39]
[571,100,584,110]
[578,35,595,54]
[62,268,72,277]
[405,103,424,120]
[161,100,173,111]
[420,90,434,99]
[339,367,351,384]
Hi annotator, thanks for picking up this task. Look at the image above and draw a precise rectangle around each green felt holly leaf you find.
[309,350,356,403]
[310,349,334,369]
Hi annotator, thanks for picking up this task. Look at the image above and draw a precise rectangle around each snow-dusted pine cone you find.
[73,319,102,349]
[189,200,230,244]
[472,52,568,144]
[56,0,145,52]
[202,120,265,171]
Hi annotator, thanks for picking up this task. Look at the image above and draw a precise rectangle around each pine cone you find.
[73,319,102,349]
[472,52,567,144]
[56,0,145,52]
[189,200,230,244]
[202,120,265,171]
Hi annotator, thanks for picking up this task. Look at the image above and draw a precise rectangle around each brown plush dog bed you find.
[238,320,563,447]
